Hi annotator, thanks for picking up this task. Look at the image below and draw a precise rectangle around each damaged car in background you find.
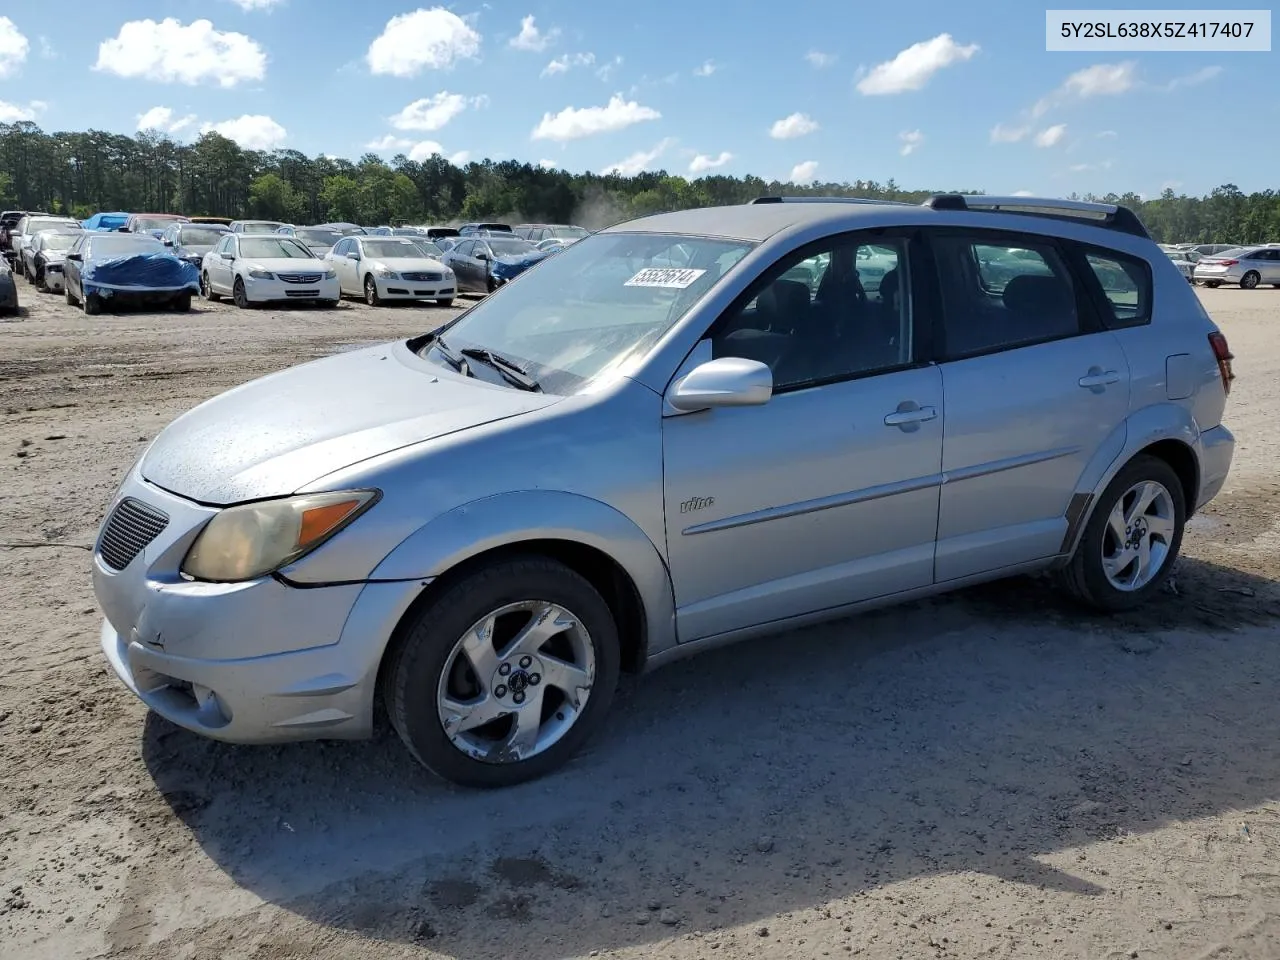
[28,229,84,293]
[441,233,549,294]
[63,232,200,314]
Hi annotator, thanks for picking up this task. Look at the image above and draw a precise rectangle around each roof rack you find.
[922,194,1150,239]
[750,196,910,206]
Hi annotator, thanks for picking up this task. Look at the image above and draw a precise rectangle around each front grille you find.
[98,497,169,571]
[278,273,322,284]
[284,289,320,297]
[402,271,443,282]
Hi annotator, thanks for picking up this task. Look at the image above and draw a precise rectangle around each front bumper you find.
[42,265,65,292]
[243,274,340,303]
[374,274,455,300]
[93,470,426,743]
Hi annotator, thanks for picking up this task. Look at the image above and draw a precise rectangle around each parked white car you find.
[13,215,79,278]
[324,235,456,306]
[200,233,339,308]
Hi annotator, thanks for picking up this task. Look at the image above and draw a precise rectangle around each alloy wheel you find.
[1101,480,1176,591]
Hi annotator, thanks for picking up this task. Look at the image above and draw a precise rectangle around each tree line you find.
[0,121,1276,243]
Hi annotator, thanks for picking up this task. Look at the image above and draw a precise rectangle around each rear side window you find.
[1078,247,1152,329]
[930,233,1083,359]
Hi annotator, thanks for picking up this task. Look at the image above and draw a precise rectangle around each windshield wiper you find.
[459,347,542,392]
[429,335,473,377]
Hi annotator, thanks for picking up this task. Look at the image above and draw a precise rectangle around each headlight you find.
[323,268,337,279]
[375,267,398,279]
[181,490,379,582]
[247,269,274,280]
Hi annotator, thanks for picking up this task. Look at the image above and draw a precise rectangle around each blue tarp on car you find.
[81,212,130,232]
[83,253,200,296]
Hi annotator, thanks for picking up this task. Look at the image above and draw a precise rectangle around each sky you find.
[0,0,1274,198]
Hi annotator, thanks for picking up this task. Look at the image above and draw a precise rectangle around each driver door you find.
[660,232,944,642]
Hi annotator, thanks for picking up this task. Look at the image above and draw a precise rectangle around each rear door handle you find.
[884,405,937,427]
[1078,369,1120,389]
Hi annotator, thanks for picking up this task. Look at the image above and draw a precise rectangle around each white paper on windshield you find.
[624,267,707,289]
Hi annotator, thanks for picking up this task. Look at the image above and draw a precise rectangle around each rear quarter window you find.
[1075,246,1153,329]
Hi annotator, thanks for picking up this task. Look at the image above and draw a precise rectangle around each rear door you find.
[925,228,1131,582]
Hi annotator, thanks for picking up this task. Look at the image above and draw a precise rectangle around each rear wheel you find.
[383,556,621,788]
[232,278,251,309]
[201,273,221,301]
[1241,271,1261,290]
[1204,281,1221,288]
[364,275,381,306]
[1055,454,1185,612]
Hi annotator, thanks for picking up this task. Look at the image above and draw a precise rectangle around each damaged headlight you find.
[181,490,380,582]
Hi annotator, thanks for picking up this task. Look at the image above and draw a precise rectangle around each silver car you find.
[92,195,1236,787]
[1194,245,1280,289]
[1165,249,1197,283]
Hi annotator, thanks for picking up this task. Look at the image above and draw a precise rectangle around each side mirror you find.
[117,226,130,233]
[66,253,81,262]
[347,250,360,259]
[162,239,174,246]
[220,251,235,261]
[475,251,490,261]
[667,357,773,412]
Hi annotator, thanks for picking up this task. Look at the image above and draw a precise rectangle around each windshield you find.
[422,232,753,394]
[407,239,445,259]
[487,237,539,258]
[550,225,590,239]
[241,221,284,233]
[42,233,79,251]
[29,218,77,235]
[178,227,228,246]
[239,237,315,259]
[89,236,164,257]
[135,217,180,231]
[362,239,424,259]
[298,228,341,247]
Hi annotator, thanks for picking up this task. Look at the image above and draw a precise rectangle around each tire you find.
[172,293,192,312]
[1240,271,1261,290]
[83,292,101,316]
[436,297,454,308]
[232,278,251,309]
[34,265,46,292]
[201,273,221,302]
[364,275,381,306]
[1204,281,1221,288]
[486,272,497,294]
[383,556,621,788]
[1055,454,1186,612]
[319,299,339,308]
[65,284,78,307]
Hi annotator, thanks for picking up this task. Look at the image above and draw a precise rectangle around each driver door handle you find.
[1078,369,1120,388]
[884,405,937,427]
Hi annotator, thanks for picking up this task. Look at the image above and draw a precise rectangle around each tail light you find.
[1217,259,1238,266]
[1208,332,1234,395]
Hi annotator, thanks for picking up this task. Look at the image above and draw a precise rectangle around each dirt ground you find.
[1,276,1279,960]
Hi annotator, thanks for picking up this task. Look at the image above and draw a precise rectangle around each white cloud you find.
[449,150,470,165]
[693,60,716,77]
[408,140,446,161]
[38,36,55,59]
[1068,159,1113,173]
[388,92,481,132]
[538,158,557,169]
[0,17,28,78]
[856,33,978,95]
[769,112,819,140]
[542,52,595,77]
[366,7,481,78]
[595,55,622,81]
[509,14,557,52]
[531,94,660,142]
[199,114,286,150]
[1096,129,1118,139]
[94,18,266,88]
[789,160,819,183]
[1063,61,1136,98]
[136,106,197,134]
[689,151,733,173]
[1165,65,1222,90]
[990,122,1030,144]
[226,0,285,9]
[600,137,675,176]
[805,50,836,68]
[898,129,924,156]
[0,100,43,123]
[366,134,413,151]
[1034,123,1067,148]
[1011,189,1035,197]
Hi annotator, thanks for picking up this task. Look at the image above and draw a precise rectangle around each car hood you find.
[139,341,560,504]
[371,257,449,272]
[179,244,216,257]
[493,252,549,269]
[42,251,68,265]
[241,258,327,273]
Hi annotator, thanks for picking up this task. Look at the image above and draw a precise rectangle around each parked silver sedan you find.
[92,195,1235,787]
[1194,245,1280,289]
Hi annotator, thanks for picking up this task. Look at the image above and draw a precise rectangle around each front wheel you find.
[383,556,621,788]
[83,292,102,316]
[172,293,192,312]
[1055,454,1185,612]
[364,275,382,306]
[65,283,78,307]
[201,273,221,301]
[435,297,454,308]
[232,278,251,309]
[1240,271,1261,290]
[34,265,46,292]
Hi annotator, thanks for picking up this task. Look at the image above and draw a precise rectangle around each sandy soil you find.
[1,279,1279,960]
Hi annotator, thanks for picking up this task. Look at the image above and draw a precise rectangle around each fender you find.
[368,489,679,660]
[1060,401,1202,558]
